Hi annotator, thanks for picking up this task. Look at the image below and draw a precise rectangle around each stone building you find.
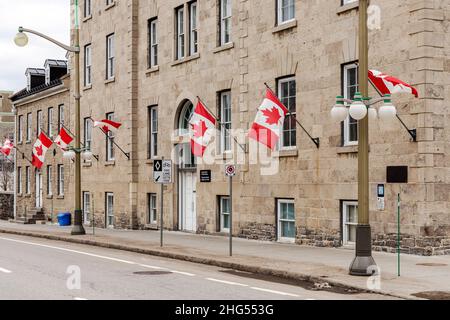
[14,0,449,255]
[10,60,74,224]
[0,90,15,193]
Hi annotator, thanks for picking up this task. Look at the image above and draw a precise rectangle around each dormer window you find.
[45,65,50,85]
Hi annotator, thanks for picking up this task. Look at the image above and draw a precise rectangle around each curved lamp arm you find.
[18,27,79,53]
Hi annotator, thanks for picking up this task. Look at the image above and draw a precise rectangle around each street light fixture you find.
[14,0,86,236]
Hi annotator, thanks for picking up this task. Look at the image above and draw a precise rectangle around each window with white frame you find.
[58,105,65,131]
[25,166,30,194]
[46,165,52,196]
[17,167,22,194]
[106,0,114,7]
[84,0,92,17]
[106,112,115,161]
[220,0,232,45]
[219,91,231,153]
[57,165,64,196]
[26,113,32,141]
[148,106,158,159]
[106,34,115,79]
[47,107,54,138]
[84,44,92,86]
[343,63,359,146]
[342,201,358,245]
[18,115,23,143]
[278,77,296,149]
[148,193,157,224]
[176,7,185,60]
[189,1,198,55]
[84,117,93,152]
[277,0,295,25]
[219,196,231,232]
[37,110,43,136]
[342,0,358,5]
[148,19,158,68]
[83,192,91,224]
[277,199,295,242]
[106,192,114,227]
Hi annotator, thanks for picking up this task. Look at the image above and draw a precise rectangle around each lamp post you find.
[14,0,86,235]
[331,0,398,276]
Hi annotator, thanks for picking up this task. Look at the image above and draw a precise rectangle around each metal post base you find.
[349,225,377,276]
[71,209,86,235]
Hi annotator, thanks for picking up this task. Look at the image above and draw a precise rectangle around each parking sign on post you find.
[225,165,236,256]
[153,159,172,248]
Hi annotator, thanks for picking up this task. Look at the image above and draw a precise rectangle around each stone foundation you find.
[238,223,276,241]
[0,192,13,220]
[373,234,450,256]
[296,227,341,248]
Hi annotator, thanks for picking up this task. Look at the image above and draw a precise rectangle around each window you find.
[47,107,54,138]
[18,115,23,143]
[220,0,232,45]
[148,193,157,224]
[277,199,295,242]
[83,192,91,224]
[343,63,359,146]
[84,0,92,17]
[106,113,115,161]
[106,0,114,6]
[106,192,114,227]
[58,105,65,131]
[219,91,231,153]
[25,166,30,194]
[219,196,231,232]
[278,77,296,149]
[46,165,52,196]
[176,7,185,60]
[106,34,115,79]
[57,165,64,196]
[26,113,32,141]
[84,44,92,86]
[84,117,93,152]
[277,0,295,25]
[342,0,358,5]
[189,2,198,55]
[342,201,358,245]
[148,106,158,159]
[37,110,43,136]
[148,19,158,68]
[17,167,22,194]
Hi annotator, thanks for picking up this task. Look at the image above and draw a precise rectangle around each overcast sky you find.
[0,1,70,92]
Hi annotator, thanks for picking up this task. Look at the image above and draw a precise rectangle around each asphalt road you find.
[0,234,394,300]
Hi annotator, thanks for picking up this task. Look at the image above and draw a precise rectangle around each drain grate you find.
[412,291,450,300]
[133,271,172,275]
[416,263,448,267]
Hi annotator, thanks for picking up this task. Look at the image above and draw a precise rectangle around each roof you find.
[10,78,64,102]
[44,59,68,68]
[25,68,45,76]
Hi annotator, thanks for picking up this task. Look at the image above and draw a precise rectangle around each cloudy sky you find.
[0,1,70,92]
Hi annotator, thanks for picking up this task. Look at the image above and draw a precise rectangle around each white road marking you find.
[170,270,195,277]
[138,264,164,270]
[250,287,299,297]
[74,297,88,300]
[206,278,248,287]
[0,267,12,274]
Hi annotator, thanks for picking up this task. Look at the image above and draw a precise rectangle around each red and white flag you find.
[189,100,217,157]
[31,132,53,169]
[369,70,419,98]
[0,139,14,156]
[248,89,288,150]
[94,119,122,134]
[54,127,73,152]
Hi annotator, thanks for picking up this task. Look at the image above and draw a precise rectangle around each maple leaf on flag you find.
[191,120,208,138]
[102,125,110,133]
[262,107,282,125]
[35,145,43,156]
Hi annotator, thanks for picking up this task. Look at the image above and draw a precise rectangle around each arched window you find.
[176,100,196,168]
[178,100,194,136]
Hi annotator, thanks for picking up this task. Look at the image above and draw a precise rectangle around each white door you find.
[35,171,43,208]
[179,171,197,232]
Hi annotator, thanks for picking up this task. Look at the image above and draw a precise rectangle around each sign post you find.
[397,193,401,277]
[225,165,236,257]
[153,158,172,247]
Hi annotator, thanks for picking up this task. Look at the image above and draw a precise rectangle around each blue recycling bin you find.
[57,213,72,226]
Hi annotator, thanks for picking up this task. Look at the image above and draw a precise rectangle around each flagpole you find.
[89,117,130,160]
[196,96,247,153]
[60,123,99,160]
[263,83,320,149]
[13,147,33,165]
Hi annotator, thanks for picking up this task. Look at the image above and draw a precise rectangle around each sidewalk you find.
[1,220,449,299]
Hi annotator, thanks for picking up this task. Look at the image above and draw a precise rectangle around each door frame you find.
[178,168,197,232]
[35,170,43,208]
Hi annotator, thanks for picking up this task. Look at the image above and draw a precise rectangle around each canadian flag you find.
[94,119,122,133]
[189,100,217,157]
[0,139,14,156]
[369,70,419,98]
[248,89,288,150]
[54,128,74,152]
[31,132,53,169]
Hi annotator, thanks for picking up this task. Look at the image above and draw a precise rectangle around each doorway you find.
[35,170,43,208]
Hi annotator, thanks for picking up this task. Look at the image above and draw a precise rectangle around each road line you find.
[0,267,12,274]
[250,287,299,297]
[138,264,164,270]
[206,278,248,287]
[74,297,88,300]
[170,270,196,277]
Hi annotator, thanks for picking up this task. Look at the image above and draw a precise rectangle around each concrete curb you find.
[0,228,413,300]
